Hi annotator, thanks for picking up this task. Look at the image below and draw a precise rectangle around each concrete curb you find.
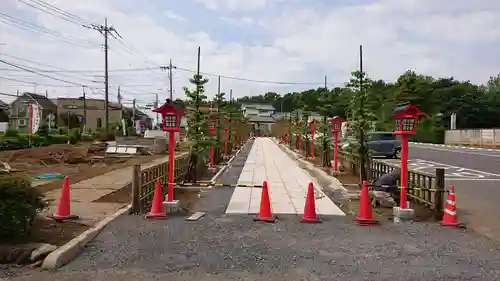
[41,204,132,270]
[410,141,500,152]
[274,138,348,196]
[210,138,252,184]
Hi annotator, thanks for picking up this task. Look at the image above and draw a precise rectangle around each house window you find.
[18,119,27,127]
[97,118,102,128]
[18,106,27,118]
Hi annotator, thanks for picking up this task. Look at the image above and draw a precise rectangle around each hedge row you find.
[0,132,95,151]
[0,175,48,241]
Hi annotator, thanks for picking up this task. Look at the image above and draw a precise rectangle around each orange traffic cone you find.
[441,185,465,228]
[49,176,79,222]
[301,182,321,223]
[353,181,379,226]
[145,179,167,220]
[253,181,277,223]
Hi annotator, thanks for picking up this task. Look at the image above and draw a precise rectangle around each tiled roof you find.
[248,115,276,123]
[241,103,275,110]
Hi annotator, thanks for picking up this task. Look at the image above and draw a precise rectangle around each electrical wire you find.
[0,59,93,87]
[0,13,99,48]
[16,0,94,27]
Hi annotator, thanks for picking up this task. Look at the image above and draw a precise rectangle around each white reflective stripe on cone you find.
[445,209,456,216]
[446,200,456,205]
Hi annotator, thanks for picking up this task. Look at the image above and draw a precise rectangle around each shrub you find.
[81,133,95,142]
[37,123,49,137]
[69,128,82,144]
[4,129,19,138]
[47,134,69,144]
[56,126,68,135]
[0,175,48,241]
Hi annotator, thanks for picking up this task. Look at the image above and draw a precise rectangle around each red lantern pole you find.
[209,128,215,168]
[330,116,345,173]
[297,122,302,153]
[224,127,229,158]
[310,120,315,161]
[333,131,339,172]
[167,131,175,202]
[400,134,409,208]
[393,103,423,209]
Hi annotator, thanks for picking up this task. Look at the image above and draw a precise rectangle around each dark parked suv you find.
[366,132,401,158]
[341,132,401,158]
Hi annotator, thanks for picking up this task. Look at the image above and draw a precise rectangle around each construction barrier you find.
[176,182,263,188]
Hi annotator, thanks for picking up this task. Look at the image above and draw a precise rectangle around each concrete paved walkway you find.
[42,152,188,225]
[226,138,344,216]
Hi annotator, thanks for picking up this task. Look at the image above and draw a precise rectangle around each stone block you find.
[393,207,414,223]
[163,200,180,214]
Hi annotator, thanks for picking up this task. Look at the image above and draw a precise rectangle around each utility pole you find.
[229,89,233,102]
[216,76,221,150]
[359,44,367,182]
[155,93,159,127]
[160,59,177,100]
[88,18,115,135]
[132,99,136,122]
[324,75,327,89]
[82,85,87,129]
[117,86,121,104]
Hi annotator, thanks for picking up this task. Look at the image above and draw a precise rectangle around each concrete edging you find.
[41,204,132,270]
[210,138,252,184]
[273,138,348,196]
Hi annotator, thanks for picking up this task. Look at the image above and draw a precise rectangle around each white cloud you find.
[164,10,187,22]
[0,0,499,115]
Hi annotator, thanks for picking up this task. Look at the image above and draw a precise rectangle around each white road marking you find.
[410,145,500,158]
[379,158,500,179]
[410,142,499,152]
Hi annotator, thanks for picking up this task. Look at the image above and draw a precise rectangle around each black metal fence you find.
[340,152,445,219]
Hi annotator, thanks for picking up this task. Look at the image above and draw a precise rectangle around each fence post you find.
[434,168,445,220]
[130,164,141,214]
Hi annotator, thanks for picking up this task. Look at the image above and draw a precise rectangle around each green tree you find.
[184,73,210,181]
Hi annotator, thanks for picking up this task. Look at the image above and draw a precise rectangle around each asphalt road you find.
[383,143,500,242]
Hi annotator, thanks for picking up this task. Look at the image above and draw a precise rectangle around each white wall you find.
[0,122,8,132]
[445,129,500,148]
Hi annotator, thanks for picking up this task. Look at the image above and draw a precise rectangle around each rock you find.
[28,259,43,268]
[0,244,40,264]
[369,190,396,208]
[30,243,57,262]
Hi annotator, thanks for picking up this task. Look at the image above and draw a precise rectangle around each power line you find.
[16,0,94,26]
[0,12,99,48]
[0,59,91,87]
[175,66,343,85]
[0,66,160,73]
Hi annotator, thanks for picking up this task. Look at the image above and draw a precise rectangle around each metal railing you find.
[340,152,445,219]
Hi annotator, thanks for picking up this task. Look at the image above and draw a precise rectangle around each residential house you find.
[122,106,153,132]
[57,98,127,131]
[9,93,57,133]
[0,99,9,132]
[241,103,276,134]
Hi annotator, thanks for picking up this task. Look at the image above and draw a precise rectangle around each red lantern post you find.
[330,116,345,173]
[393,103,424,208]
[153,99,183,202]
[207,115,217,169]
[224,119,231,158]
[296,121,303,153]
[310,120,316,161]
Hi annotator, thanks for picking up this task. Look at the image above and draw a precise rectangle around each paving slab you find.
[225,138,344,216]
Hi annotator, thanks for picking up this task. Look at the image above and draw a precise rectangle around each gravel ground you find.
[6,139,500,281]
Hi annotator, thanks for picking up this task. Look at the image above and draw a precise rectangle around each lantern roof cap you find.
[393,102,424,118]
[330,115,345,122]
[152,99,181,114]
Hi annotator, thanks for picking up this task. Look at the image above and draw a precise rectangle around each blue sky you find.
[1,0,500,113]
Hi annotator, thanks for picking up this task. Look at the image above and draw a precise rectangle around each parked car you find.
[341,132,401,158]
